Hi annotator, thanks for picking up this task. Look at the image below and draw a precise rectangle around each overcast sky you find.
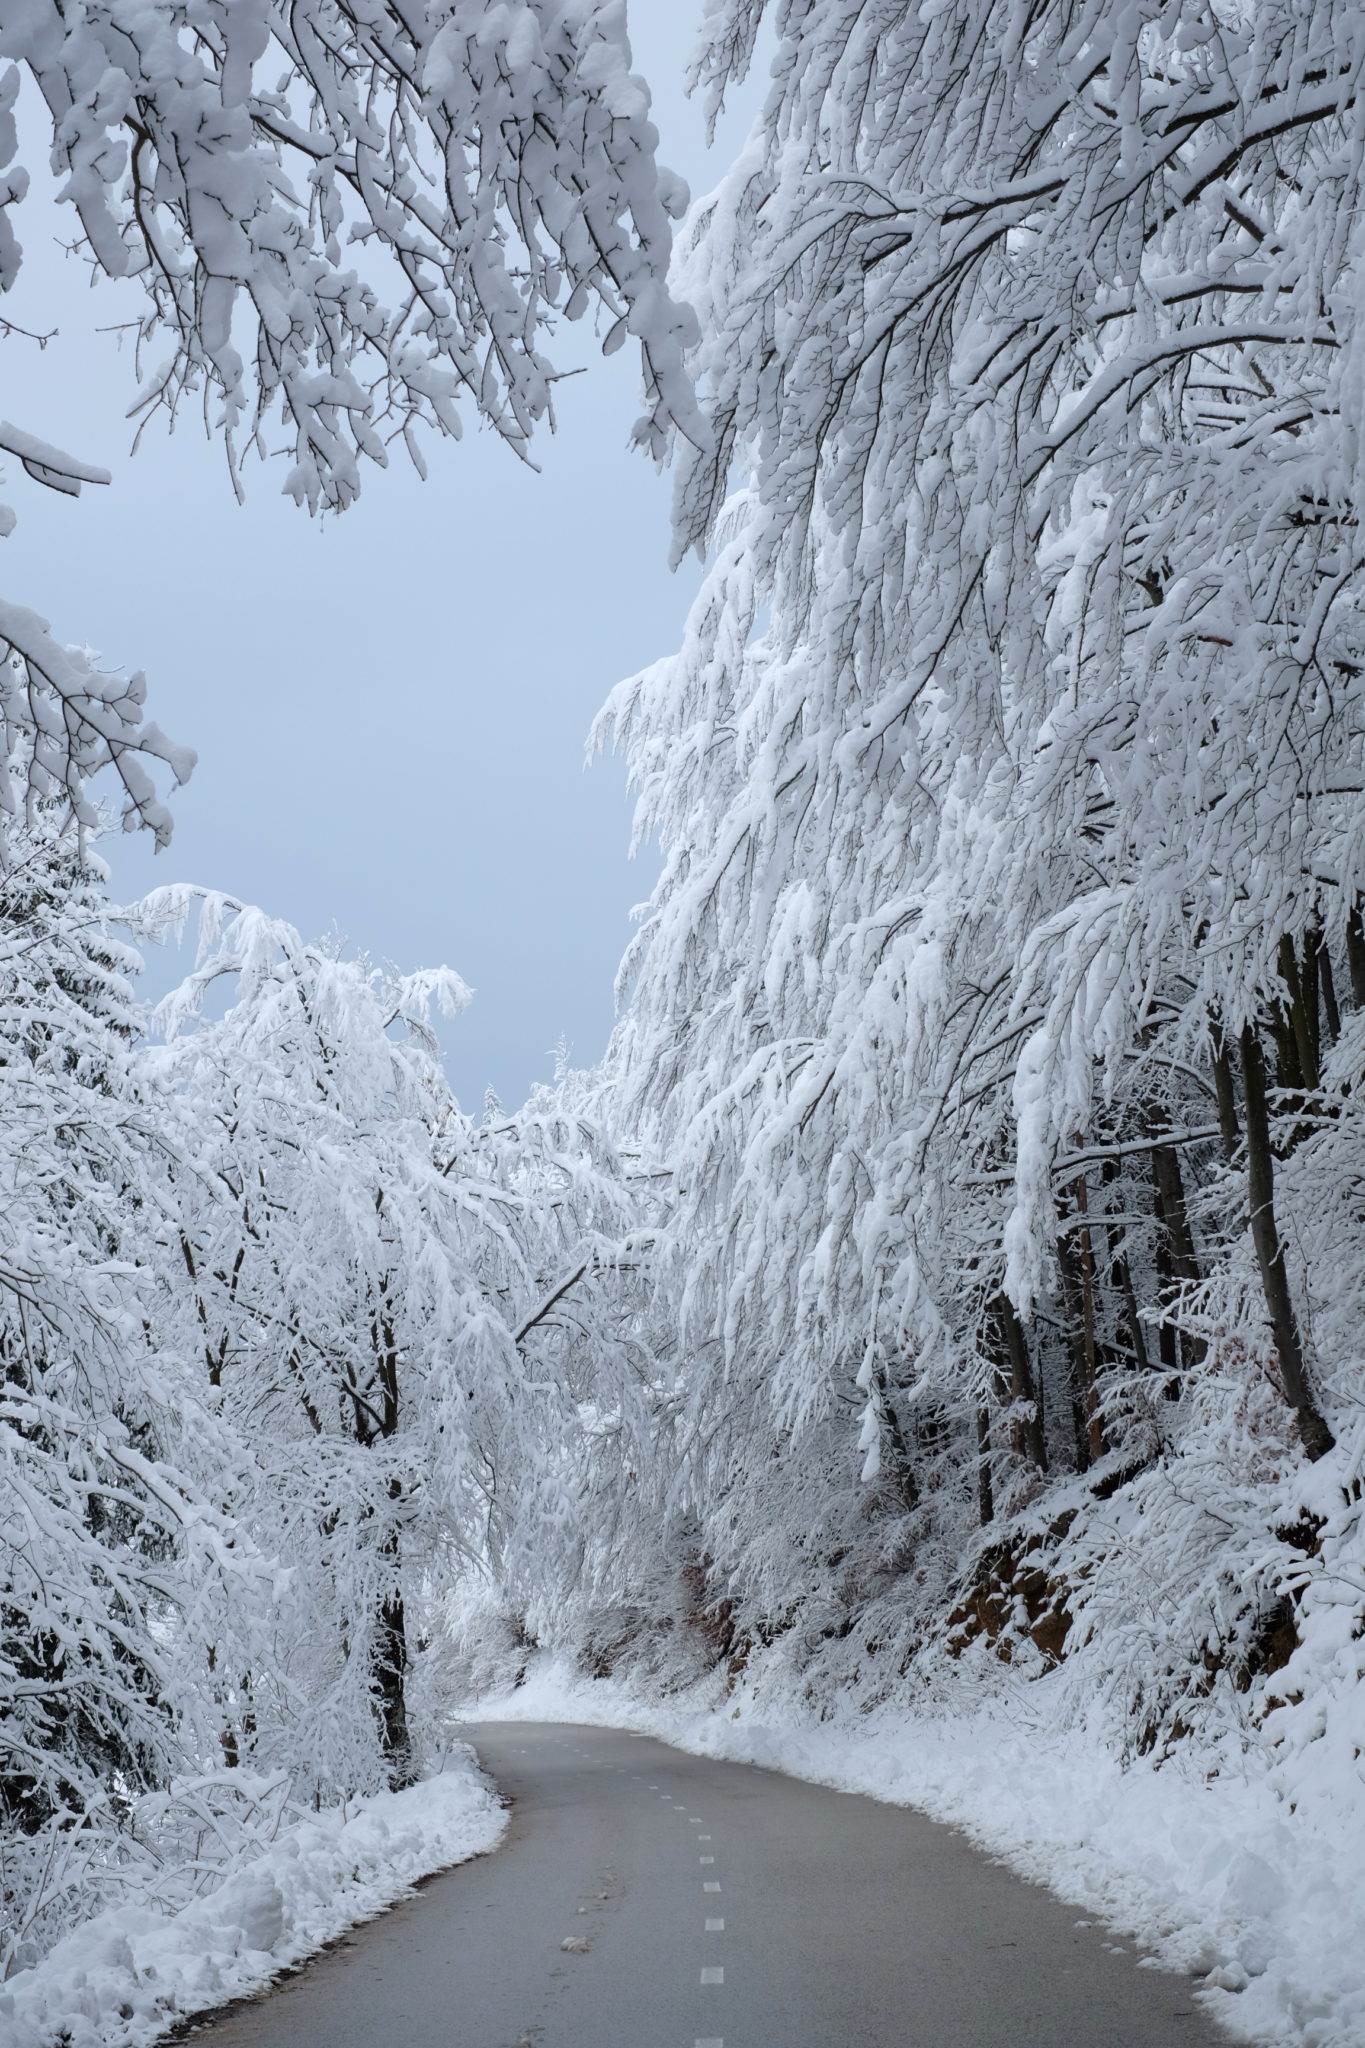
[0,10,760,1109]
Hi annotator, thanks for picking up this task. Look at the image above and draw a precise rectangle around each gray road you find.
[191,1720,1225,2048]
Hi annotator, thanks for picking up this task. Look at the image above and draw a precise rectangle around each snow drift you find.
[0,1749,505,2048]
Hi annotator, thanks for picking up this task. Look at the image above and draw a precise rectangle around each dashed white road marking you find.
[695,2037,723,2047]
[706,1917,725,1931]
[699,1856,715,1865]
[689,1815,702,1822]
[703,1881,722,1893]
[698,1833,711,1840]
[701,1966,724,1985]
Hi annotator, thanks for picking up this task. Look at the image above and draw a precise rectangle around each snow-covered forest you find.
[5,3,1365,2041]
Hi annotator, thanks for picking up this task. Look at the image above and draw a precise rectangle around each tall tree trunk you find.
[1101,1157,1150,1374]
[867,1355,919,1510]
[1347,900,1365,1009]
[1055,1219,1100,1470]
[989,1292,1048,1473]
[364,1224,415,1787]
[976,1406,995,1527]
[1070,1172,1106,1463]
[1277,933,1320,1094]
[1150,1140,1204,1370]
[1148,1194,1182,1380]
[1209,1019,1241,1163]
[372,1515,414,1789]
[1238,1026,1334,1461]
[1308,926,1340,1047]
[1150,1145,1200,1285]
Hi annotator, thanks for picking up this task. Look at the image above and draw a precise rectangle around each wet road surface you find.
[190,1719,1225,2048]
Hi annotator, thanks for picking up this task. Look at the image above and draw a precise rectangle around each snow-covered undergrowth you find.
[463,1657,1360,2048]
[0,1748,505,2048]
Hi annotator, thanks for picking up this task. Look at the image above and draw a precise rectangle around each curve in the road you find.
[188,1720,1226,2048]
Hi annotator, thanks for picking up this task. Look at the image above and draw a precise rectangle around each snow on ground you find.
[461,1661,1363,2048]
[0,1748,506,2048]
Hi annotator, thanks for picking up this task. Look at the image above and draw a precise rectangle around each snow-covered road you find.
[188,1721,1224,2048]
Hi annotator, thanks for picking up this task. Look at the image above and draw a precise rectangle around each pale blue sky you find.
[0,10,759,1108]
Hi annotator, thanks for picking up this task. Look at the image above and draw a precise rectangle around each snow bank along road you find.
[189,1722,1225,2048]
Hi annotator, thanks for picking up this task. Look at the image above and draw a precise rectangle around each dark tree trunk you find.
[372,1296,414,1785]
[1238,1026,1334,1461]
[1209,1019,1241,1163]
[1309,927,1340,1047]
[976,1406,995,1527]
[989,1292,1048,1473]
[1071,1173,1106,1462]
[1055,1222,1100,1469]
[867,1356,919,1510]
[1277,934,1320,1094]
[1147,1167,1181,1384]
[1150,1144,1200,1286]
[1101,1157,1150,1374]
[350,1214,416,1789]
[1150,1140,1204,1371]
[1347,901,1365,1009]
[371,1531,414,1789]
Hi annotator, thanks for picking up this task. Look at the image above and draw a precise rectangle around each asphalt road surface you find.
[191,1720,1225,2048]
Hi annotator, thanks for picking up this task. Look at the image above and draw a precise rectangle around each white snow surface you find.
[465,1662,1363,2048]
[0,1748,505,2048]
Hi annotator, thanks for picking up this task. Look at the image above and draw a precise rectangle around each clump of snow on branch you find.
[0,0,704,508]
[0,0,703,851]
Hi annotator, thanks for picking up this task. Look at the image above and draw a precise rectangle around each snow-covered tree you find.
[140,892,503,1790]
[140,892,658,1790]
[0,0,704,1884]
[584,0,1365,1694]
[0,817,266,1972]
[0,0,700,844]
[1,845,661,1963]
[2,0,701,501]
